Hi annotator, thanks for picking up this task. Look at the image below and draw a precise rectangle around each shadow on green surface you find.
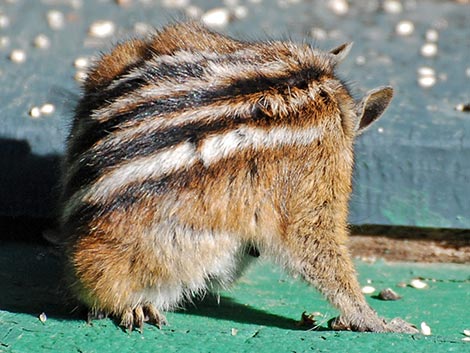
[0,243,318,331]
[178,295,316,331]
[0,242,76,320]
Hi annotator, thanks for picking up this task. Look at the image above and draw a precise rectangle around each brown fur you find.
[61,22,417,334]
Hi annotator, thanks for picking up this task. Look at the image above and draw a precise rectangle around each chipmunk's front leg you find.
[284,219,417,333]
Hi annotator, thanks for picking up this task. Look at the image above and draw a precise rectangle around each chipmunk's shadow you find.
[0,242,77,320]
[177,295,319,331]
[0,242,322,331]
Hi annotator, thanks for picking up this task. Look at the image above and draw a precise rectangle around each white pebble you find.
[420,322,432,336]
[71,0,83,8]
[134,22,153,34]
[40,103,55,115]
[328,0,349,16]
[418,76,436,88]
[421,43,438,57]
[455,103,470,112]
[89,20,116,38]
[33,34,51,49]
[74,56,89,69]
[47,10,65,30]
[417,66,435,77]
[396,20,414,36]
[162,0,189,8]
[310,27,328,41]
[425,29,439,42]
[201,8,231,28]
[234,5,248,19]
[185,5,203,19]
[462,337,470,342]
[361,286,376,294]
[38,312,47,323]
[383,0,402,14]
[0,36,10,48]
[10,49,26,63]
[231,328,238,336]
[355,55,366,65]
[224,0,239,6]
[464,329,470,336]
[466,67,470,78]
[74,71,88,82]
[0,13,10,28]
[410,279,428,289]
[377,127,384,133]
[29,106,41,118]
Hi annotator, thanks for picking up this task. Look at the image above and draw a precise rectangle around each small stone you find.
[377,127,384,133]
[231,328,238,336]
[311,27,328,41]
[75,71,88,82]
[134,22,153,34]
[328,0,349,16]
[40,103,55,115]
[234,5,248,19]
[89,20,116,38]
[0,36,10,48]
[417,66,435,77]
[418,76,436,88]
[361,285,376,294]
[47,10,65,30]
[355,55,366,65]
[0,13,10,28]
[425,29,439,42]
[201,8,231,28]
[185,6,203,19]
[224,0,239,6]
[29,106,41,118]
[39,312,47,323]
[421,43,438,57]
[33,34,51,49]
[162,0,190,8]
[396,20,414,36]
[420,321,431,335]
[397,282,407,288]
[377,288,402,301]
[462,337,470,342]
[410,279,428,289]
[455,103,470,112]
[383,0,402,14]
[464,329,470,336]
[74,56,89,69]
[9,49,26,63]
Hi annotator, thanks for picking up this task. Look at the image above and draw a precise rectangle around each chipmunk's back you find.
[59,22,413,334]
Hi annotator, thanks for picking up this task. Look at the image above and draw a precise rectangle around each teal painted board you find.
[1,243,469,352]
[0,0,468,228]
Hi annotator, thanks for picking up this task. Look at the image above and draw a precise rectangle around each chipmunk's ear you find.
[329,42,353,65]
[355,86,393,134]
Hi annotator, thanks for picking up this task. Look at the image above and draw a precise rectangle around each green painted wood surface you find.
[1,243,469,352]
[0,0,469,228]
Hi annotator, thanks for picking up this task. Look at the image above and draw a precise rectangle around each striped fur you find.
[60,22,416,333]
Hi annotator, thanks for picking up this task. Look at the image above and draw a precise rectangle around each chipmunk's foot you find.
[120,304,167,332]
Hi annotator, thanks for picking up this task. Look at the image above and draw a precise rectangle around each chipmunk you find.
[60,22,417,333]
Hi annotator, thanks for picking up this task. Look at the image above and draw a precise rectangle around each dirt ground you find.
[350,226,470,263]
